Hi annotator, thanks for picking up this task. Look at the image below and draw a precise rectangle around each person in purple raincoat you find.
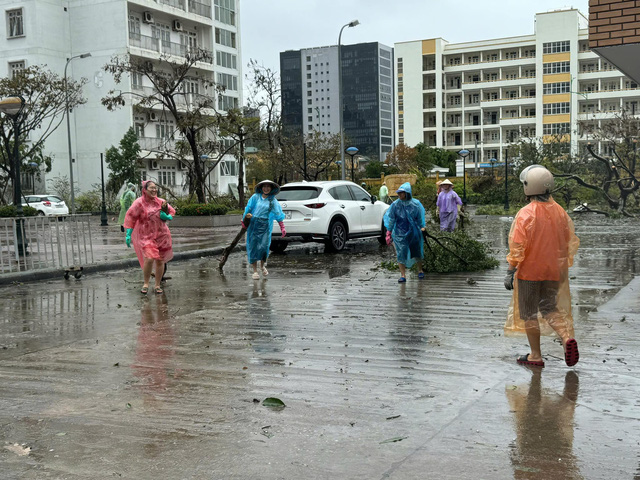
[436,179,462,232]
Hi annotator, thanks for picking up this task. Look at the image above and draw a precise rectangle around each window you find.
[180,31,198,54]
[8,60,24,78]
[218,94,238,110]
[159,170,176,186]
[543,123,570,135]
[542,82,570,95]
[217,72,238,91]
[543,41,570,54]
[328,185,354,201]
[152,23,171,48]
[543,61,570,75]
[131,72,143,89]
[215,27,236,48]
[214,0,235,25]
[543,102,570,115]
[221,159,237,176]
[216,51,237,69]
[128,14,141,40]
[7,9,23,38]
[156,120,175,140]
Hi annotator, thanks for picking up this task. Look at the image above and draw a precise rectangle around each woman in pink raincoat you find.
[124,180,175,294]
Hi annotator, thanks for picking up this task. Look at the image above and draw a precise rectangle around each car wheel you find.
[326,219,347,252]
[37,211,45,216]
[377,222,387,246]
[269,241,288,254]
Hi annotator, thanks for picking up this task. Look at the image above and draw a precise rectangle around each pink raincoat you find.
[124,195,175,267]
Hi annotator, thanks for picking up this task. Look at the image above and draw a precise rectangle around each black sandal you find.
[516,354,545,367]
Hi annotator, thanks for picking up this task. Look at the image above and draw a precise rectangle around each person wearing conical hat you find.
[243,180,286,279]
[435,179,462,232]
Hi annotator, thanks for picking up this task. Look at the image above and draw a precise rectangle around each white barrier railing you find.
[0,215,94,274]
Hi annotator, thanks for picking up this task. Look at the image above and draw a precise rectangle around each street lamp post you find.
[346,146,359,182]
[65,52,92,215]
[28,162,38,194]
[457,148,470,203]
[99,152,108,226]
[338,19,360,181]
[0,95,27,254]
[504,149,510,211]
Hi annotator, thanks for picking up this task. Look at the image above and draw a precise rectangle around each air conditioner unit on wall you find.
[177,161,185,170]
[149,160,159,170]
[143,60,154,71]
[148,111,158,121]
[172,20,183,32]
[143,11,154,24]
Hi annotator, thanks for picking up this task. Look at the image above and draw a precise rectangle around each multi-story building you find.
[395,8,640,175]
[0,0,242,195]
[280,42,394,162]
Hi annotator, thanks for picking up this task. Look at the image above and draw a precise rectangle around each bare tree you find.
[555,111,640,215]
[102,49,232,203]
[0,66,86,203]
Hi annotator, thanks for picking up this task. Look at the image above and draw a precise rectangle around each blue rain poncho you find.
[243,190,285,264]
[383,182,426,268]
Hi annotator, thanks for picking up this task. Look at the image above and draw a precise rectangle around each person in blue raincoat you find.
[383,182,426,283]
[243,180,286,280]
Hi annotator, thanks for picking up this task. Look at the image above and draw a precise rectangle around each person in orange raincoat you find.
[504,165,580,368]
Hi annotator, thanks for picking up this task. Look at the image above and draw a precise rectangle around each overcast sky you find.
[240,0,590,73]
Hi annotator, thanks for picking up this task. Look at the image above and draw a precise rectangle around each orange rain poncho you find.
[124,195,176,268]
[504,198,580,336]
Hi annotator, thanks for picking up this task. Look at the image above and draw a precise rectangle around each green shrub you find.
[176,203,229,216]
[76,191,101,213]
[0,205,37,217]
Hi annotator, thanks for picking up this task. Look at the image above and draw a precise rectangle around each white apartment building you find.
[395,9,640,175]
[0,0,242,195]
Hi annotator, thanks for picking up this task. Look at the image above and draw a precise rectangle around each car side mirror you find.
[371,195,377,204]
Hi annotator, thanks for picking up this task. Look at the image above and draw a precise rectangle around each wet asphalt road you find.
[0,216,639,479]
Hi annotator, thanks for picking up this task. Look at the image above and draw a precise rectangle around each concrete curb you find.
[0,245,247,286]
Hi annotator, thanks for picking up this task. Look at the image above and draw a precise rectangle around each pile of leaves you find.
[422,228,499,273]
[382,228,499,273]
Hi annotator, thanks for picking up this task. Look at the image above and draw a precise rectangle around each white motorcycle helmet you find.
[519,165,554,196]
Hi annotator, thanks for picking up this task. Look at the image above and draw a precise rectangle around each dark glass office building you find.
[280,42,394,162]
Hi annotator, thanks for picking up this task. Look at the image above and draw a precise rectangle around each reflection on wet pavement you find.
[506,370,580,479]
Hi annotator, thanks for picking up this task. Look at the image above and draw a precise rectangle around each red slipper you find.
[564,338,579,367]
[516,354,545,367]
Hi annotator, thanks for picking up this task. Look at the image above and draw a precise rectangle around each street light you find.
[338,19,360,181]
[65,52,91,215]
[0,95,27,254]
[99,153,108,226]
[345,146,359,182]
[457,148,470,203]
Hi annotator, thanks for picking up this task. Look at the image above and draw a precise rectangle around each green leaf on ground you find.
[380,436,408,444]
[262,397,286,408]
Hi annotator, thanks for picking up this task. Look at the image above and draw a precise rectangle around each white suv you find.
[270,180,390,252]
[22,195,69,216]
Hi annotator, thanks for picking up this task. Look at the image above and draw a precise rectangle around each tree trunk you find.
[187,131,206,203]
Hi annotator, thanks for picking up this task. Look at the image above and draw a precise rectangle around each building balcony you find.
[138,136,177,151]
[130,0,212,19]
[499,116,536,126]
[129,34,213,64]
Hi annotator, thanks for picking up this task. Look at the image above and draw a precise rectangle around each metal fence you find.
[0,215,94,274]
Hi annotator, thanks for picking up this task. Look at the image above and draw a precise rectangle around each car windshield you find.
[276,187,322,201]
